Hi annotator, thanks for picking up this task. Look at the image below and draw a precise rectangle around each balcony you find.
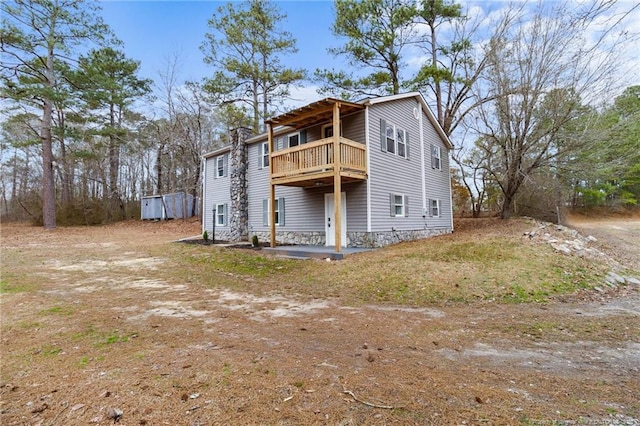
[270,137,367,187]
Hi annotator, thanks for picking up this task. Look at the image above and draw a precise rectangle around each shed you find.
[141,195,165,220]
[141,192,197,220]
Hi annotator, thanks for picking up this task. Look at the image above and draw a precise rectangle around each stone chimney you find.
[228,127,251,242]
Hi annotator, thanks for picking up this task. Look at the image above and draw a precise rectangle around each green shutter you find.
[279,197,285,226]
[389,193,395,217]
[223,203,228,226]
[262,199,268,226]
[223,154,229,177]
[405,131,410,159]
[300,130,307,144]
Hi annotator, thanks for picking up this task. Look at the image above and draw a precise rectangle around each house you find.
[202,92,453,251]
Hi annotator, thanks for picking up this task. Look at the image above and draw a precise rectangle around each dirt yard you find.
[1,218,639,425]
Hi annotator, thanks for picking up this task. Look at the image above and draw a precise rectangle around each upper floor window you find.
[431,145,442,170]
[322,122,342,138]
[216,154,227,178]
[288,133,300,148]
[380,119,409,159]
[260,142,269,168]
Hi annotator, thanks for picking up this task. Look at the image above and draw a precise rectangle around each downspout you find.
[365,105,371,233]
[201,156,207,234]
[418,102,427,217]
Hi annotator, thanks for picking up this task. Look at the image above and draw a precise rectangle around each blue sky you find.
[99,0,640,110]
[100,1,342,105]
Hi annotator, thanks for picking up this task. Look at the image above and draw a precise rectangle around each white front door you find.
[324,192,347,247]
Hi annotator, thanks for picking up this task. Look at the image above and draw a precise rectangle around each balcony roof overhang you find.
[265,98,365,130]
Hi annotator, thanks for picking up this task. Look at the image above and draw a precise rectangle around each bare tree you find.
[470,0,638,219]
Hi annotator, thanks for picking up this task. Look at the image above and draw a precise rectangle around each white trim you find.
[321,122,342,138]
[448,158,454,231]
[259,141,269,169]
[287,131,301,148]
[418,101,426,215]
[203,146,230,159]
[202,155,207,234]
[215,203,226,226]
[215,155,225,178]
[364,92,453,150]
[392,193,407,217]
[365,106,371,233]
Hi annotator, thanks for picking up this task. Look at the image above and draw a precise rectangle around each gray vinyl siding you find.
[203,152,231,234]
[246,114,368,234]
[423,117,453,229]
[368,98,425,232]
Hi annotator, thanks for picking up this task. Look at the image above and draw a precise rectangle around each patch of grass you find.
[77,355,107,368]
[162,218,609,305]
[39,345,62,356]
[40,305,74,316]
[184,248,295,278]
[72,325,137,347]
[496,315,640,342]
[0,278,35,293]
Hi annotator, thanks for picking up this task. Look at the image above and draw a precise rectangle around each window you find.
[397,128,406,158]
[429,198,440,217]
[431,145,442,170]
[216,154,227,178]
[262,198,285,226]
[260,142,269,168]
[390,194,409,217]
[215,203,227,226]
[385,124,395,154]
[322,123,342,138]
[380,119,409,158]
[288,133,299,148]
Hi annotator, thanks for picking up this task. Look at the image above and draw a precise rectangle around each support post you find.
[333,102,342,253]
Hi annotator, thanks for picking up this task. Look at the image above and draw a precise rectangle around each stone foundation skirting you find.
[250,228,452,248]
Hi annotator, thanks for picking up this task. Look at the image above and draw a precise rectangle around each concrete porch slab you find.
[263,245,373,260]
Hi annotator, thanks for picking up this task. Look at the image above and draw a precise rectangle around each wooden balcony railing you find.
[271,137,367,184]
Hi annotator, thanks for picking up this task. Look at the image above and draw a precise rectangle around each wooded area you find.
[1,0,638,228]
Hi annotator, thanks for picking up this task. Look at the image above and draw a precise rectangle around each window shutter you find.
[389,193,395,217]
[279,197,285,226]
[259,144,263,169]
[223,154,229,177]
[405,131,410,159]
[300,130,307,144]
[380,119,387,152]
[428,198,433,216]
[404,195,409,217]
[262,199,268,226]
[431,144,436,169]
[223,203,228,226]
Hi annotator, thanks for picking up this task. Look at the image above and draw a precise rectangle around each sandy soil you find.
[1,218,639,425]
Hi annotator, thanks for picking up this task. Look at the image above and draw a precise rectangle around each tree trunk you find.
[42,42,57,229]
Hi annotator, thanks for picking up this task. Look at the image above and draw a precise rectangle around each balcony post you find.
[333,102,342,253]
[268,123,276,248]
